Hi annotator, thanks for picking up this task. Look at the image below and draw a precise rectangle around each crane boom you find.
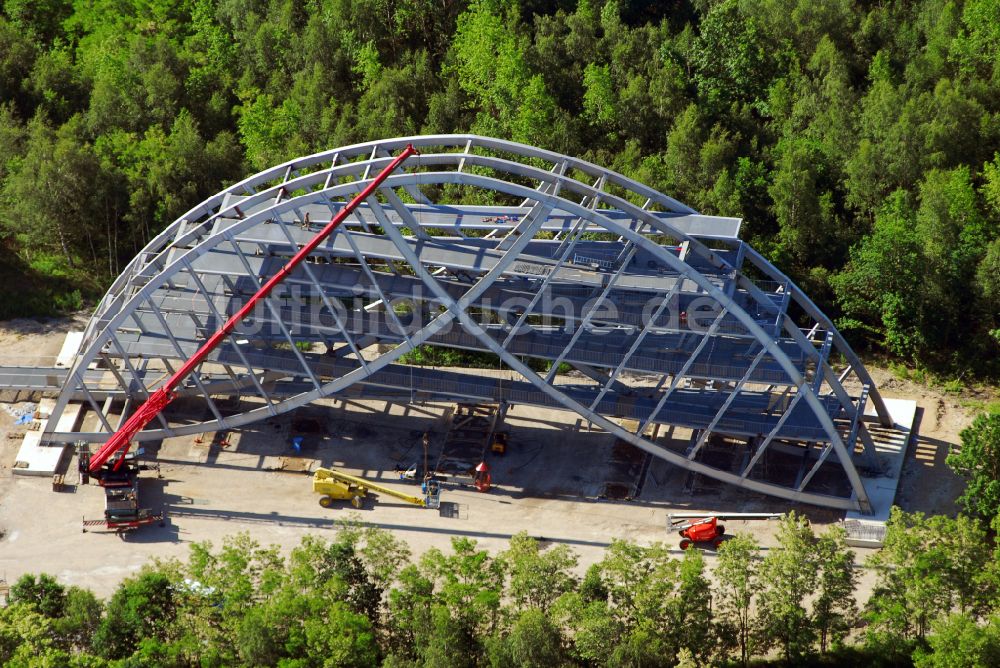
[88,145,419,473]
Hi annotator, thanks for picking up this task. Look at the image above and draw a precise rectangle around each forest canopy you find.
[0,0,998,375]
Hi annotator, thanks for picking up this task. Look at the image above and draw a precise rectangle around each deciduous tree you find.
[714,532,759,667]
[948,412,1000,527]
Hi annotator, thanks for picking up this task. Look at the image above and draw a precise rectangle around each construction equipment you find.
[473,461,491,492]
[431,460,492,492]
[80,449,163,534]
[441,402,509,461]
[490,431,509,455]
[674,516,726,550]
[667,512,783,550]
[313,467,441,509]
[84,145,419,480]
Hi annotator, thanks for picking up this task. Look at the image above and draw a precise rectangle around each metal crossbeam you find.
[741,389,805,479]
[687,348,768,461]
[637,307,730,435]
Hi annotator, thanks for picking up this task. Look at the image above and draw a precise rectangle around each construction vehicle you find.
[430,461,492,492]
[490,431,509,455]
[674,516,726,550]
[71,146,417,536]
[80,448,163,534]
[667,512,783,550]
[313,467,441,509]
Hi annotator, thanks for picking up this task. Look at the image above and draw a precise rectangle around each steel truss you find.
[45,135,890,512]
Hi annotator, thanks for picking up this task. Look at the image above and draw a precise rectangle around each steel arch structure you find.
[45,135,890,512]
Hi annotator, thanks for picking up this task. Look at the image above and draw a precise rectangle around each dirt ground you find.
[0,314,89,365]
[852,366,978,518]
[0,317,991,600]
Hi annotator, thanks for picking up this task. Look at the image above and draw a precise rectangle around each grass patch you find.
[399,344,501,368]
[398,345,573,375]
[943,378,964,394]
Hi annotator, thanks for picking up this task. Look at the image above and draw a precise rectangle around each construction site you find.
[0,135,926,594]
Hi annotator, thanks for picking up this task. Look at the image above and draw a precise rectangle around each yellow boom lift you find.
[313,468,441,509]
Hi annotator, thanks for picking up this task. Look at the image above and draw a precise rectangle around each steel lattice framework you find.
[44,135,891,512]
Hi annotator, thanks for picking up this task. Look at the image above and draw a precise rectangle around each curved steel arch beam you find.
[92,134,715,316]
[740,245,890,426]
[52,136,879,512]
[53,164,871,510]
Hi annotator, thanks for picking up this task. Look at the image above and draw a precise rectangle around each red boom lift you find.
[675,516,726,550]
[81,145,419,526]
[669,513,783,550]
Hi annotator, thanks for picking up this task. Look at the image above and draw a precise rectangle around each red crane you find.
[87,145,419,475]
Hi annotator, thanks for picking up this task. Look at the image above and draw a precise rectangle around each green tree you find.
[0,115,113,274]
[26,45,86,125]
[303,601,379,668]
[0,16,37,113]
[812,525,858,652]
[415,538,505,665]
[915,614,1000,668]
[832,191,927,359]
[669,548,714,664]
[714,532,759,667]
[53,587,103,654]
[9,573,66,618]
[948,413,1000,527]
[92,571,178,660]
[865,508,991,656]
[582,62,616,127]
[978,239,1000,315]
[500,532,578,613]
[4,0,73,46]
[755,512,818,662]
[234,588,316,666]
[236,92,310,172]
[384,563,435,663]
[487,608,567,668]
[693,0,775,111]
[769,135,841,270]
[286,532,381,621]
[450,0,529,137]
[550,591,621,666]
[0,603,58,666]
[354,52,436,141]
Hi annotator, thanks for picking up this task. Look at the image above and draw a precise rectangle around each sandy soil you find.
[0,314,90,366]
[0,317,992,600]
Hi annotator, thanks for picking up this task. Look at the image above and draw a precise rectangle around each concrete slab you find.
[55,331,84,368]
[844,397,918,545]
[49,399,83,434]
[12,431,64,476]
[11,399,82,476]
